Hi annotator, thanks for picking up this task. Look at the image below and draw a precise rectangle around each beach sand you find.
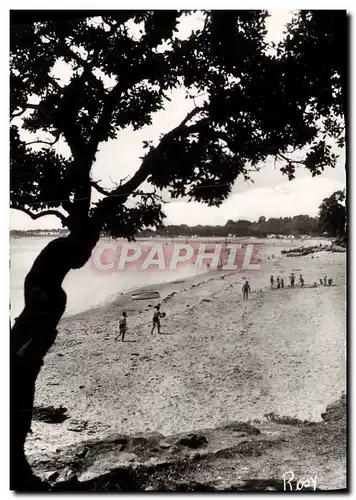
[26,242,346,461]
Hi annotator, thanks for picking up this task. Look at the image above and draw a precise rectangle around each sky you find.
[10,10,346,230]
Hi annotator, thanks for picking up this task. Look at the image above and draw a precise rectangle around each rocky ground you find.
[29,395,346,491]
[281,243,346,257]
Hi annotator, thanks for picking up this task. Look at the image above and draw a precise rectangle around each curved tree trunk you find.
[10,222,100,490]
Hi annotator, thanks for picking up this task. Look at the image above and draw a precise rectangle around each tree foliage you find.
[274,10,347,180]
[10,10,347,239]
[318,189,346,238]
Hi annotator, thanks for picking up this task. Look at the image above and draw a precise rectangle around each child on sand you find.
[115,312,127,342]
[242,280,251,300]
[151,305,162,334]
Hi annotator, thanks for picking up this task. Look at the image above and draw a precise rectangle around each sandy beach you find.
[25,241,346,462]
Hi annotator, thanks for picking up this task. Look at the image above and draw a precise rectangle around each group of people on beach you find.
[115,305,165,342]
[115,269,334,341]
[270,273,333,289]
[270,275,286,289]
[270,274,299,288]
[316,276,333,287]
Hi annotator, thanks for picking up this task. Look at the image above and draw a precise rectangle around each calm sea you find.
[9,237,207,320]
[10,235,328,321]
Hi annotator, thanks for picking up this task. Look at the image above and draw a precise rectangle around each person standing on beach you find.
[242,280,251,300]
[276,277,280,289]
[115,312,127,342]
[290,273,295,287]
[319,278,323,285]
[281,278,284,288]
[299,274,304,287]
[151,305,161,334]
[270,275,274,288]
[324,275,327,286]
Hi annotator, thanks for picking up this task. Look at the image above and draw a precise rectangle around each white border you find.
[2,2,353,498]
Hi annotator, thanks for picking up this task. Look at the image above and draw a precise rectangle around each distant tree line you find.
[137,214,321,238]
[11,188,346,240]
[10,228,69,237]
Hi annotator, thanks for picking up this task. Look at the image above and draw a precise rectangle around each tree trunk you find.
[10,222,100,490]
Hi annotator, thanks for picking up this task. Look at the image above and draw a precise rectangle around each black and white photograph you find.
[9,8,348,492]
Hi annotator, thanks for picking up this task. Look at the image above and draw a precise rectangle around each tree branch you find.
[10,103,40,119]
[89,63,204,157]
[178,106,204,127]
[11,206,67,224]
[87,82,122,156]
[98,106,205,203]
[90,180,111,196]
[25,133,60,147]
[277,152,305,165]
[131,189,164,201]
[187,90,209,108]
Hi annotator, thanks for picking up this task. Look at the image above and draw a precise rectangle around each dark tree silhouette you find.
[274,10,347,178]
[318,190,346,239]
[10,10,347,489]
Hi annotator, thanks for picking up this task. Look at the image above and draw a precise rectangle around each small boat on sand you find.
[131,291,161,301]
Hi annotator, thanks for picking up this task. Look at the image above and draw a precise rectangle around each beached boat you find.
[131,291,161,301]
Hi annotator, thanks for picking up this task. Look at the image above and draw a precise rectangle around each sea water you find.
[9,237,206,320]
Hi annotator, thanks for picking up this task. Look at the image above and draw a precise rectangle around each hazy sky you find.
[10,10,346,229]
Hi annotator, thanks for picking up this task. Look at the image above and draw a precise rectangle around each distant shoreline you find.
[60,266,216,323]
[10,237,334,321]
[11,234,332,242]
